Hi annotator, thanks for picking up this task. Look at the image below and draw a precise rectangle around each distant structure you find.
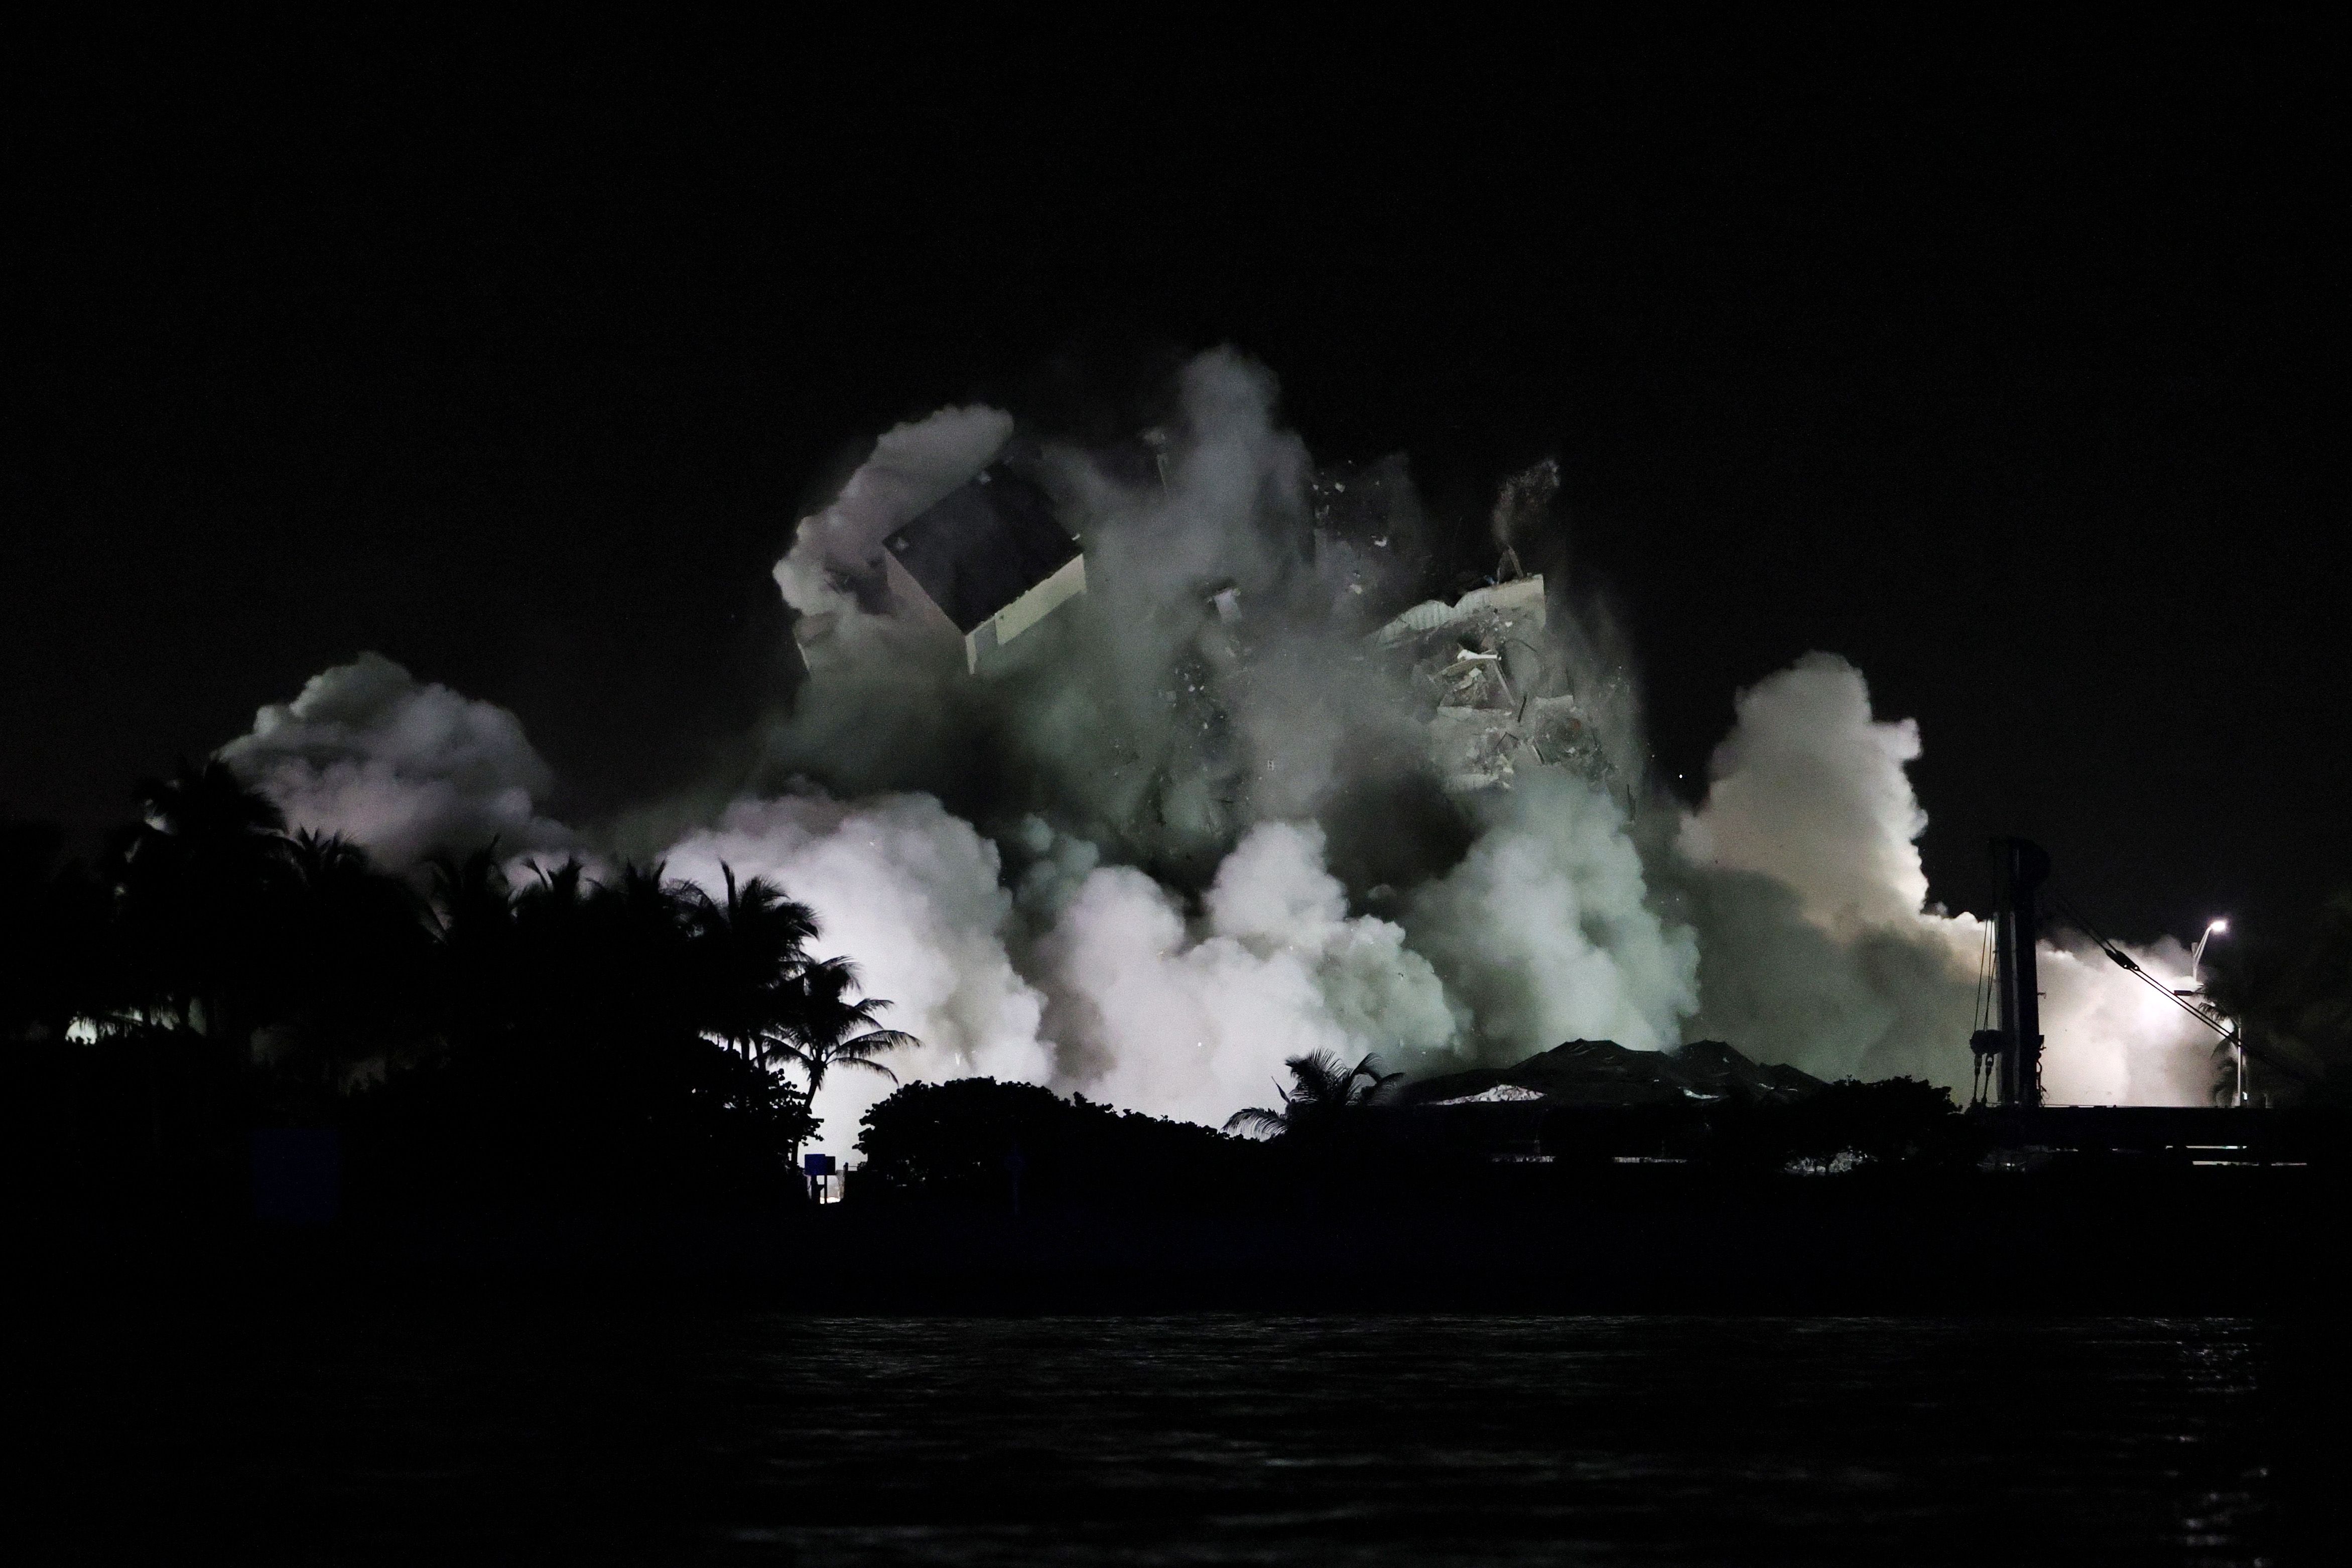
[883,464,1086,674]
[1404,1037,1822,1111]
[1960,838,2320,1164]
[1394,1039,1825,1164]
[1969,837,2050,1109]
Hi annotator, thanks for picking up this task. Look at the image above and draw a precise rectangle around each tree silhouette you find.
[1,819,103,1044]
[112,758,294,1042]
[691,864,821,1069]
[134,756,286,843]
[777,956,912,1098]
[274,829,431,1091]
[5,758,909,1215]
[423,844,517,1052]
[1224,1050,1401,1137]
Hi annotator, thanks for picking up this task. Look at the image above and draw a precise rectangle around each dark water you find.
[20,1312,2325,1564]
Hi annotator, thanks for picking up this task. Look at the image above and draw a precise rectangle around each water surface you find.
[24,1312,2309,1563]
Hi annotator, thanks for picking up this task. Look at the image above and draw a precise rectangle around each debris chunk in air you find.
[882,464,1087,675]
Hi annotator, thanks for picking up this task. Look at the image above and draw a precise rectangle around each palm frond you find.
[1223,1105,1287,1136]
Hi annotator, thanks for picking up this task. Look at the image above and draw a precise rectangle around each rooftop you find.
[1404,1038,1824,1110]
[884,466,1081,634]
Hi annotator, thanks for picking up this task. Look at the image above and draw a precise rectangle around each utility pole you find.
[1992,838,2052,1109]
[2174,919,2236,1106]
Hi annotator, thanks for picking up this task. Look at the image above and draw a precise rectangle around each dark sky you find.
[7,19,2341,945]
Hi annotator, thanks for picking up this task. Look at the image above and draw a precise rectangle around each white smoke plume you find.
[1676,655,2220,1104]
[1677,654,1931,934]
[1032,820,1460,1130]
[2037,934,2217,1106]
[687,348,1713,1142]
[756,349,1424,873]
[217,349,2226,1146]
[771,404,1014,631]
[219,652,572,871]
[761,405,1020,794]
[1410,772,1698,1056]
[662,792,1055,1147]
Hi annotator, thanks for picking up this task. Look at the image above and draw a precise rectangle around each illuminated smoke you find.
[1676,653,1932,934]
[1677,654,2218,1103]
[219,350,2224,1142]
[219,652,571,871]
[1031,820,1459,1132]
[709,346,1711,1137]
[771,404,1014,631]
[661,792,1054,1145]
[1409,772,1697,1056]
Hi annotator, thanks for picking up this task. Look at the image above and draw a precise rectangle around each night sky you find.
[8,19,2341,944]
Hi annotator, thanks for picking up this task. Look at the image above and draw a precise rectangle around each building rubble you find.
[1404,1037,1825,1111]
[788,440,1625,811]
[1370,573,1618,795]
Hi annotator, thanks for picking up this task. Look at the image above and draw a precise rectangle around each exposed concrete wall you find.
[967,555,1088,674]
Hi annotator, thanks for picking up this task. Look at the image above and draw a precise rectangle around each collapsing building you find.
[787,461,1088,677]
[1370,573,1619,795]
[786,441,1617,811]
[882,465,1087,674]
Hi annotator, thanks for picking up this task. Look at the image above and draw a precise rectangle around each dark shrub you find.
[1709,1076,1968,1173]
[853,1078,1267,1212]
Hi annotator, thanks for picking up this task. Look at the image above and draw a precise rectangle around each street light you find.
[2189,918,2228,988]
[2173,919,2242,1107]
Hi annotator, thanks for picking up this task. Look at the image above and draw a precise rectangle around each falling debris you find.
[1487,457,1559,581]
[1425,1082,1548,1107]
[1307,454,1430,626]
[880,464,1087,675]
[1372,574,1615,794]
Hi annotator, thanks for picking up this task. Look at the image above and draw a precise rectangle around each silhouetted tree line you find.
[853,1079,1272,1211]
[18,764,2342,1242]
[849,1054,1985,1218]
[1,762,908,1222]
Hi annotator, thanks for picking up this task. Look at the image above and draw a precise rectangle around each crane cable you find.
[2042,888,2234,1037]
[1973,918,1995,1034]
[2042,888,2314,1081]
[1970,918,1998,1105]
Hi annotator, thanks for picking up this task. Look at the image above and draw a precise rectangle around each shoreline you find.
[15,1161,2341,1317]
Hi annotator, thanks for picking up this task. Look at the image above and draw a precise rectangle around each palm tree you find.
[113,757,293,1040]
[423,844,517,1055]
[778,957,912,1098]
[98,758,295,1152]
[426,845,515,951]
[134,756,287,844]
[276,829,429,1088]
[0,819,100,1044]
[1224,1050,1402,1137]
[593,860,699,1033]
[690,864,820,1069]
